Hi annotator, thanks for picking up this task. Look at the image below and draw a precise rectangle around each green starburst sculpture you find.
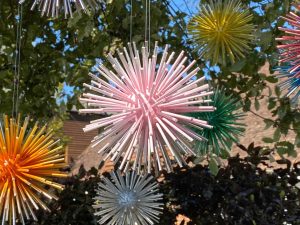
[189,88,245,155]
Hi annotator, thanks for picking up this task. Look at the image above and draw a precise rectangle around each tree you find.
[0,0,189,119]
[0,0,299,167]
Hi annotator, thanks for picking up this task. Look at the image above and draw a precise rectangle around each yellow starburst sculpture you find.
[0,115,67,225]
[188,0,254,65]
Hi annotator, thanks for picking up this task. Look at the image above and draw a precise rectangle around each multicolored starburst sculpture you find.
[276,6,300,104]
[0,115,67,225]
[189,88,245,155]
[94,171,163,225]
[80,41,215,174]
[273,66,300,105]
[188,0,254,65]
[19,0,100,18]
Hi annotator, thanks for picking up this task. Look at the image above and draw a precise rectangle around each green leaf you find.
[289,149,297,158]
[193,156,206,164]
[276,141,296,157]
[275,86,281,97]
[262,137,274,143]
[295,134,300,148]
[277,147,287,157]
[244,98,251,111]
[268,86,272,97]
[269,154,276,163]
[250,194,255,202]
[263,119,274,130]
[259,31,273,50]
[220,148,231,159]
[265,76,278,83]
[67,12,83,28]
[278,105,287,118]
[254,98,260,111]
[209,158,219,176]
[268,98,276,110]
[273,128,281,142]
[230,59,246,72]
[279,190,285,199]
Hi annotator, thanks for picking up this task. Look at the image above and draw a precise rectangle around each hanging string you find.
[145,0,148,42]
[12,3,19,116]
[16,4,23,115]
[12,3,23,117]
[11,4,21,117]
[148,0,151,50]
[144,0,151,51]
[130,0,133,43]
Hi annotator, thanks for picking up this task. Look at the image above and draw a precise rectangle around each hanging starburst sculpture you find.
[273,66,300,105]
[189,88,245,155]
[188,0,254,65]
[276,6,300,104]
[94,170,163,225]
[19,0,100,18]
[80,41,215,174]
[0,115,67,225]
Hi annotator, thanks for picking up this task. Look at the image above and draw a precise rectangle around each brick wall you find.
[63,112,99,162]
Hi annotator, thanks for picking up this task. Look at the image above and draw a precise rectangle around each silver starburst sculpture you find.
[19,0,100,18]
[80,41,215,174]
[94,171,163,225]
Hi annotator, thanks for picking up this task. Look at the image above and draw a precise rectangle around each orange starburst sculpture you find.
[0,115,67,225]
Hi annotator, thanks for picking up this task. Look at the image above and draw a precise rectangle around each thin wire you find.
[16,4,23,115]
[145,0,148,42]
[12,3,21,117]
[148,0,151,50]
[183,0,193,17]
[130,0,133,43]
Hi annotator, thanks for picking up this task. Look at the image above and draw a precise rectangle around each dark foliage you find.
[26,166,100,225]
[25,148,300,225]
[160,154,300,225]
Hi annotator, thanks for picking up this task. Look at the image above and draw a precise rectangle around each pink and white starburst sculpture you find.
[276,5,300,78]
[80,42,215,174]
[276,5,300,103]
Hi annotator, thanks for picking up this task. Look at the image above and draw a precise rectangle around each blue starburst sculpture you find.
[274,66,300,106]
[93,171,163,225]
